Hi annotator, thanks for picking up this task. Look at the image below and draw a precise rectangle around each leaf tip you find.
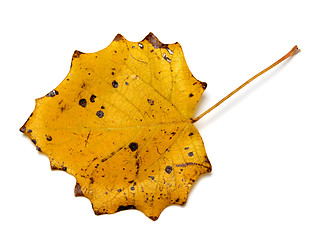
[148,215,159,221]
[19,125,26,133]
[72,50,84,59]
[113,33,125,42]
[143,32,167,49]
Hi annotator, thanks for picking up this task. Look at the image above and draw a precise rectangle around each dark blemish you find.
[175,198,180,203]
[46,90,59,97]
[89,177,94,184]
[124,58,127,60]
[158,71,161,74]
[165,165,173,174]
[101,106,105,109]
[88,72,91,75]
[90,94,96,102]
[150,49,154,53]
[135,159,140,174]
[114,50,117,53]
[147,99,154,105]
[117,205,136,212]
[27,129,32,133]
[31,139,37,145]
[188,152,194,157]
[188,132,193,136]
[79,98,87,107]
[129,142,138,152]
[36,146,42,152]
[111,72,115,75]
[117,189,122,193]
[138,43,144,49]
[130,186,135,191]
[96,110,104,118]
[189,93,194,97]
[184,147,189,150]
[112,80,119,88]
[62,166,67,171]
[128,180,134,184]
[132,45,135,48]
[74,183,84,197]
[60,105,66,113]
[125,81,129,85]
[46,135,52,141]
[67,78,70,81]
[149,176,155,180]
[81,82,86,88]
[73,50,83,58]
[171,132,176,136]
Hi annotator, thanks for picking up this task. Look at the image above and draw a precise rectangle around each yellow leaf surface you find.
[20,33,211,220]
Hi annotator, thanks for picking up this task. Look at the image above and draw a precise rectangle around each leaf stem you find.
[192,45,300,123]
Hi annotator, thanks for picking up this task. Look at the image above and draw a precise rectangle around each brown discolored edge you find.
[19,124,26,133]
[200,82,207,90]
[72,50,84,59]
[205,156,212,172]
[113,33,125,41]
[116,205,136,212]
[74,183,84,197]
[143,32,168,49]
[50,164,66,171]
[19,112,33,133]
[148,216,159,221]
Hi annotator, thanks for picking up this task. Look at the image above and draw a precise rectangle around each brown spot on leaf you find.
[90,94,96,102]
[165,165,173,174]
[79,98,87,107]
[147,99,154,105]
[96,110,104,118]
[112,80,119,88]
[129,142,138,152]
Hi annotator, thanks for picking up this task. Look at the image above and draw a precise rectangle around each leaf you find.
[20,33,212,220]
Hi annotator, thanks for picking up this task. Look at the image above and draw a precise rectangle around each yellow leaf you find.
[20,33,211,220]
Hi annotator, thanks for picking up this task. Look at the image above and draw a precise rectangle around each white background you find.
[1,0,318,239]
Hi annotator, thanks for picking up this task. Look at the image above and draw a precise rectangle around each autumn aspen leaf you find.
[20,33,299,220]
